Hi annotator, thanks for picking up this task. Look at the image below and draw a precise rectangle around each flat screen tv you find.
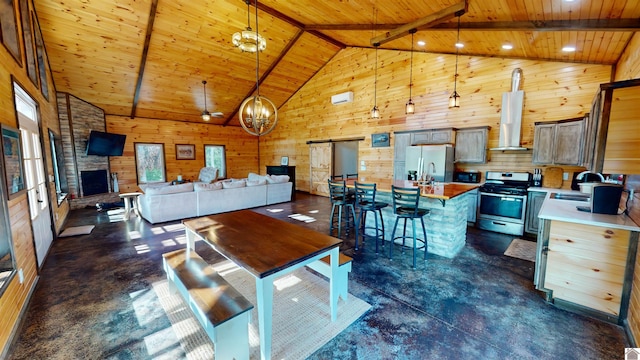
[86,131,126,156]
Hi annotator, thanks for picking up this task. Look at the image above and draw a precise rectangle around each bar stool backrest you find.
[391,185,421,217]
[354,182,376,207]
[328,179,350,204]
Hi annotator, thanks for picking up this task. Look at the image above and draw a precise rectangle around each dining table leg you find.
[256,275,275,360]
[329,247,339,321]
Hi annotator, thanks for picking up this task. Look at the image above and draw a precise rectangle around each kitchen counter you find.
[346,180,479,259]
[534,191,639,323]
[538,192,640,231]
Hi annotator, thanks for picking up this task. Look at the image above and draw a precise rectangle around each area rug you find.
[504,238,537,262]
[153,260,371,360]
[59,225,95,237]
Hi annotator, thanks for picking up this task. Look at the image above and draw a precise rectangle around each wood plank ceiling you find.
[33,0,640,127]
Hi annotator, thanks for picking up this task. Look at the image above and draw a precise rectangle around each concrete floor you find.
[6,191,628,359]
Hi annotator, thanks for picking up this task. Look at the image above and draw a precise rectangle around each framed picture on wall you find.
[1,125,26,199]
[175,144,195,160]
[0,0,22,65]
[32,11,49,101]
[19,0,38,87]
[280,156,289,166]
[371,133,390,147]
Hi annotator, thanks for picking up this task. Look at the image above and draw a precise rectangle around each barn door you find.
[309,143,331,196]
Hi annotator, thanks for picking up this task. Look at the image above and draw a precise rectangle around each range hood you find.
[490,68,529,151]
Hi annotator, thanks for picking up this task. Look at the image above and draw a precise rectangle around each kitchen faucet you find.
[576,170,605,182]
[422,162,436,183]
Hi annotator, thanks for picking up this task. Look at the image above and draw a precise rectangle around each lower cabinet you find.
[466,189,478,223]
[525,190,546,236]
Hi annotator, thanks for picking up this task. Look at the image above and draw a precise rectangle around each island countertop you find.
[346,180,479,200]
[538,192,640,231]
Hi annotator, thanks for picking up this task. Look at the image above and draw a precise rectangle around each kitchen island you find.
[350,180,479,259]
[535,193,640,323]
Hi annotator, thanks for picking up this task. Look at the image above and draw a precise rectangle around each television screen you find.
[86,131,126,156]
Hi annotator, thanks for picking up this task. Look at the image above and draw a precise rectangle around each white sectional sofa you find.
[138,174,293,224]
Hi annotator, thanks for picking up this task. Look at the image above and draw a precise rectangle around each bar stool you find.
[119,192,142,220]
[354,182,388,253]
[389,185,429,269]
[328,179,356,239]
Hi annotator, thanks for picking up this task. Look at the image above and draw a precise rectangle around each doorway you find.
[14,82,53,268]
[309,139,361,197]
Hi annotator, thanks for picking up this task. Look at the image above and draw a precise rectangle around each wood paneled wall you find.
[615,33,640,81]
[262,47,612,191]
[106,116,262,193]
[0,0,65,354]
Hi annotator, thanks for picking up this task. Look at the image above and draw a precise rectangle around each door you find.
[309,143,331,196]
[15,83,53,268]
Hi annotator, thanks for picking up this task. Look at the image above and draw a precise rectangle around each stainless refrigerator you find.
[405,144,454,182]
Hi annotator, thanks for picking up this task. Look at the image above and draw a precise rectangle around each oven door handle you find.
[491,221,507,226]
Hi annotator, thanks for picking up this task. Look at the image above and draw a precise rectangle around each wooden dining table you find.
[183,210,343,360]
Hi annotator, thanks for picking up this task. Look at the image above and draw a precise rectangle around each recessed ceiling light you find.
[562,46,576,52]
[417,40,426,46]
[455,42,464,49]
[502,44,513,50]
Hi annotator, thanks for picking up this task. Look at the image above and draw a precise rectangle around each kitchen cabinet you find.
[524,190,546,235]
[586,79,640,174]
[411,128,456,145]
[532,118,584,165]
[393,132,412,180]
[543,220,631,319]
[465,188,478,223]
[455,126,489,163]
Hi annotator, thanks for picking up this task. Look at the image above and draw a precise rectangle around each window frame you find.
[134,142,166,184]
[204,144,227,179]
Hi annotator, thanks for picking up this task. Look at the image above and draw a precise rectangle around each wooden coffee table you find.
[183,210,343,360]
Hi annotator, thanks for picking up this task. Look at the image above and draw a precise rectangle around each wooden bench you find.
[162,249,253,360]
[306,253,353,302]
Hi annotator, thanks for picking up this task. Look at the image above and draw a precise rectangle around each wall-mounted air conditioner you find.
[331,91,354,105]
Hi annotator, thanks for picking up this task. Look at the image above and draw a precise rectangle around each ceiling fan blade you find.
[211,112,224,118]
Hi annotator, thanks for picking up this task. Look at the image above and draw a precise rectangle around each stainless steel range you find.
[477,171,532,236]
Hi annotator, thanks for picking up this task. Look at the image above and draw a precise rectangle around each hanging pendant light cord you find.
[409,30,414,99]
[454,16,460,92]
[255,1,260,96]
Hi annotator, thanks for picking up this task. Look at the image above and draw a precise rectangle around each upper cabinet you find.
[393,132,412,180]
[586,79,640,174]
[411,128,456,145]
[455,126,489,163]
[532,118,585,165]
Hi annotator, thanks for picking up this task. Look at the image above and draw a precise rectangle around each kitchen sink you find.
[549,193,590,202]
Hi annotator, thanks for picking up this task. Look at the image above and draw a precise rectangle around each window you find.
[135,143,166,183]
[48,129,68,203]
[204,145,226,178]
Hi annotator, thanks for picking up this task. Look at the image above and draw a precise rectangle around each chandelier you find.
[232,0,266,53]
[238,0,278,136]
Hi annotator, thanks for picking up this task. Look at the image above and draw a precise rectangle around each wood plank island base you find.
[349,180,480,259]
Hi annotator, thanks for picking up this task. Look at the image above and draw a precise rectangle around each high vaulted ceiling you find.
[33,0,640,127]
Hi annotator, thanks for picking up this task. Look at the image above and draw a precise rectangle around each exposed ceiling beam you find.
[308,18,640,32]
[370,0,468,46]
[130,0,159,119]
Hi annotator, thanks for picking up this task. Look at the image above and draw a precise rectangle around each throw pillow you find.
[198,167,218,183]
[248,172,268,183]
[194,182,223,191]
[267,174,290,183]
[222,179,246,189]
[139,182,170,193]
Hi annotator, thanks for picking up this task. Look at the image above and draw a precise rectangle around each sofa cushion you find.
[145,182,194,195]
[246,179,267,187]
[139,182,171,193]
[222,179,246,189]
[266,174,290,184]
[194,182,223,191]
[248,172,269,183]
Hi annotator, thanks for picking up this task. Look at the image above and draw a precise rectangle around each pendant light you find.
[201,80,211,121]
[405,29,416,115]
[449,16,462,108]
[238,0,278,136]
[371,42,381,119]
[232,0,266,53]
